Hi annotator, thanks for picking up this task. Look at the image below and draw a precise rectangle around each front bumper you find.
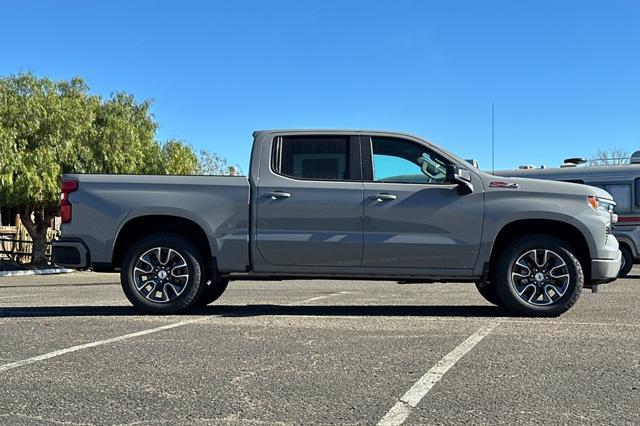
[52,240,89,269]
[591,246,622,284]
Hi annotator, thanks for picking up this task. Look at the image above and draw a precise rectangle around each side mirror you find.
[446,165,474,194]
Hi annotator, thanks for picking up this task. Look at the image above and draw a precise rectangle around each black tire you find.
[193,278,229,307]
[121,233,206,314]
[618,245,634,278]
[475,282,503,306]
[495,235,583,317]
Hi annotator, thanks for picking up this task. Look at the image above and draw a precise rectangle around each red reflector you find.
[60,204,72,223]
[61,180,78,192]
[60,179,78,224]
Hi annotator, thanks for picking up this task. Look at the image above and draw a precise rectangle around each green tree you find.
[84,93,165,175]
[162,140,199,175]
[197,149,241,175]
[0,73,210,264]
[0,74,95,264]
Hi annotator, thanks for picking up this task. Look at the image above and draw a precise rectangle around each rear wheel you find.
[618,245,634,278]
[495,235,583,317]
[121,233,205,314]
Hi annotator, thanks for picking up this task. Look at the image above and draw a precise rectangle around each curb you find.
[0,268,75,277]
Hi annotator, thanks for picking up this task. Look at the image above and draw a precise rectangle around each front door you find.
[255,134,364,267]
[361,135,484,270]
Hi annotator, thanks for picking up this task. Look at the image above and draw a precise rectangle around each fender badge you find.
[490,181,519,189]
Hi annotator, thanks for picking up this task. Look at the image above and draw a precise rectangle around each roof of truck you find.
[253,129,423,138]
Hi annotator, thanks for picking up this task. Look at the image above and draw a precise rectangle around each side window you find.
[273,136,350,180]
[604,184,631,213]
[635,178,640,208]
[371,137,450,184]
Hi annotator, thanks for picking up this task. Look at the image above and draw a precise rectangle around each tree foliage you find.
[0,72,229,264]
[197,149,241,176]
[162,139,199,175]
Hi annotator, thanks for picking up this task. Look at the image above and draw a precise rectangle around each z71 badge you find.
[489,181,519,189]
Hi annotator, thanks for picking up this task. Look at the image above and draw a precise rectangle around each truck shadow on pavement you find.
[0,304,507,318]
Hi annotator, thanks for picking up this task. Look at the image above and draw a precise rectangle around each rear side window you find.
[273,136,351,181]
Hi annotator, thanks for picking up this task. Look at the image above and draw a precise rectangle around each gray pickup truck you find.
[53,130,621,316]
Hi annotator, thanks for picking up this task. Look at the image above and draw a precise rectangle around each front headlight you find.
[598,199,615,214]
[587,196,615,213]
[588,196,617,224]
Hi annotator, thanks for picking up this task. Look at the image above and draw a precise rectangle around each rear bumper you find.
[52,240,89,269]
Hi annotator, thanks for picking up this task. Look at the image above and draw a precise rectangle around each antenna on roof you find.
[492,103,495,174]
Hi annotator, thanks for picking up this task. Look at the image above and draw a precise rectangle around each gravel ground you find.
[0,269,639,425]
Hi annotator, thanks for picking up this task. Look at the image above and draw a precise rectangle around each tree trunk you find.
[19,206,57,266]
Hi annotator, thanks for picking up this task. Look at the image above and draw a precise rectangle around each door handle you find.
[370,193,397,201]
[264,191,291,199]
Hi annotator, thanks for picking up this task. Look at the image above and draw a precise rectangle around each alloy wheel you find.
[133,247,190,303]
[510,249,570,306]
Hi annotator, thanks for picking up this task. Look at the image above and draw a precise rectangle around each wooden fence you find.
[0,224,57,263]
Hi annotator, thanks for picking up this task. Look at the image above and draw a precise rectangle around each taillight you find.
[60,179,78,224]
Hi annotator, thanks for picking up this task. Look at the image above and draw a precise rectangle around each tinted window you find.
[604,184,631,212]
[371,137,450,184]
[635,178,640,208]
[274,136,350,180]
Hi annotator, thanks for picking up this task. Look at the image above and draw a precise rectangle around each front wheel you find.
[121,233,206,314]
[475,282,503,306]
[495,235,583,317]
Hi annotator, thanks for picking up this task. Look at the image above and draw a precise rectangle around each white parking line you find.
[300,291,353,303]
[0,294,41,299]
[377,321,499,426]
[0,292,351,374]
[0,319,202,373]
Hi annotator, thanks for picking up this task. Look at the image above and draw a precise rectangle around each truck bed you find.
[60,174,251,272]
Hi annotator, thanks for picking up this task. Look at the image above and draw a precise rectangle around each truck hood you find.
[482,174,614,201]
[586,185,615,201]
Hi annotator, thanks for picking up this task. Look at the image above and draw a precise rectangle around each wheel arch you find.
[489,219,591,281]
[615,236,637,258]
[112,215,214,271]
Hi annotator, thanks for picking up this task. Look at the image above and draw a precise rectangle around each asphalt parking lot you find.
[1,270,639,425]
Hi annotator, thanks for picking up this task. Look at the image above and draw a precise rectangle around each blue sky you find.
[2,0,639,172]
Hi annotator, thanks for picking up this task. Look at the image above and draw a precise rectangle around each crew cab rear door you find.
[254,134,364,267]
[360,135,484,270]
